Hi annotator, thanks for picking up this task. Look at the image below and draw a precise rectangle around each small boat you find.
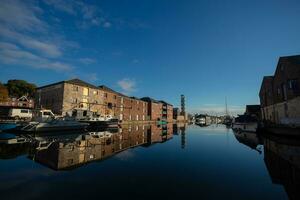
[5,118,89,134]
[4,109,89,134]
[78,115,119,128]
[232,115,258,133]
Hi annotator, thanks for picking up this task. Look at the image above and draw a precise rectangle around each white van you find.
[8,108,33,119]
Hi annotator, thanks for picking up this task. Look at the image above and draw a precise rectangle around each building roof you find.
[245,105,261,114]
[159,100,173,106]
[141,97,160,103]
[98,85,118,94]
[274,55,300,76]
[279,55,300,64]
[37,79,99,90]
[259,76,274,94]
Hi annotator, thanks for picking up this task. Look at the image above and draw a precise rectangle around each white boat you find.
[78,115,119,128]
[6,109,89,134]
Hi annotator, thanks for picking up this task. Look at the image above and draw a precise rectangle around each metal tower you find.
[181,94,185,116]
[225,96,228,116]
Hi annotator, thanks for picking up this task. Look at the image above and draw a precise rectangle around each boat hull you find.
[232,122,258,133]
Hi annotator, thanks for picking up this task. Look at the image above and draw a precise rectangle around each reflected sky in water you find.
[0,124,299,200]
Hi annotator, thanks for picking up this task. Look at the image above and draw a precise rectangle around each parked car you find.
[8,108,33,119]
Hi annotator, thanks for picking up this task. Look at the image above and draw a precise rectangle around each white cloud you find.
[89,73,99,82]
[0,42,72,71]
[0,26,62,58]
[0,0,47,32]
[190,104,245,116]
[103,22,111,28]
[43,0,76,15]
[117,78,137,95]
[132,59,139,64]
[44,0,111,29]
[79,58,97,65]
[0,0,75,72]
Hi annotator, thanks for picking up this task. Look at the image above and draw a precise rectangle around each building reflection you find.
[173,123,187,149]
[233,131,263,153]
[28,124,174,170]
[263,136,300,200]
[232,131,300,200]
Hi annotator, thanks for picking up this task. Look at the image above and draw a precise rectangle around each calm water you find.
[0,124,299,200]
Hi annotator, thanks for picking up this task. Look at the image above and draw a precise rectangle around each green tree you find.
[0,82,9,102]
[5,80,37,98]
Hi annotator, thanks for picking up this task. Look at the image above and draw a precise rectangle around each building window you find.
[108,103,113,109]
[104,93,107,98]
[288,79,298,90]
[114,95,116,99]
[277,87,281,95]
[73,86,79,91]
[93,90,98,95]
[83,87,89,96]
[280,64,284,71]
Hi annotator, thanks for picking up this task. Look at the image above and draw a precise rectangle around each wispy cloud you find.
[132,59,139,64]
[43,0,112,29]
[117,78,137,95]
[0,42,72,71]
[0,0,47,32]
[190,104,245,116]
[0,0,74,72]
[79,57,97,65]
[0,26,62,58]
[43,0,76,15]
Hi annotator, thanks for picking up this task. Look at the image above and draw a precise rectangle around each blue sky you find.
[1,0,300,115]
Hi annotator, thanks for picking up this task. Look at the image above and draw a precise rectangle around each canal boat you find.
[72,109,119,128]
[3,109,89,134]
[78,116,119,128]
[5,118,89,134]
[232,114,258,133]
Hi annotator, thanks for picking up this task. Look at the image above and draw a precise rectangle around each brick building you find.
[35,79,104,115]
[35,79,173,122]
[259,55,300,126]
[98,86,148,122]
[98,85,120,117]
[0,96,34,108]
[141,97,163,121]
[159,101,174,122]
[0,96,35,118]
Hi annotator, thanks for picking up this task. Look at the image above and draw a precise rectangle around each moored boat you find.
[232,115,258,133]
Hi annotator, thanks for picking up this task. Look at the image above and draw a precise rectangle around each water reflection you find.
[263,136,300,200]
[233,131,300,200]
[0,123,182,170]
[233,131,263,153]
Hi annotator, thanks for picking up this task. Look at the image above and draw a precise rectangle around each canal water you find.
[0,124,298,200]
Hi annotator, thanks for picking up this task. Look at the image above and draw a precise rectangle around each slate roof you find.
[37,79,99,89]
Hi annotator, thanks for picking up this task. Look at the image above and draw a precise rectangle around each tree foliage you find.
[0,83,9,102]
[5,80,36,98]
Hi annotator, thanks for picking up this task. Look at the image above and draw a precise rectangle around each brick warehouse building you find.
[35,79,104,115]
[259,55,300,126]
[35,79,172,122]
[98,85,148,122]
